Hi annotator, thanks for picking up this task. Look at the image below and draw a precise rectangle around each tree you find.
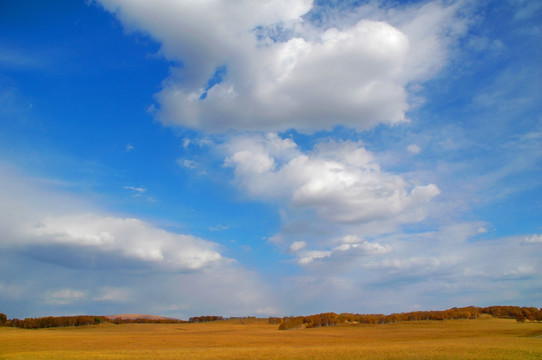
[0,313,7,326]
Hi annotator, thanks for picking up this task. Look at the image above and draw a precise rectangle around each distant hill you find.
[106,314,182,322]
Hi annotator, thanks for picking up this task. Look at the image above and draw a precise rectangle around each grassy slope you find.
[0,316,541,359]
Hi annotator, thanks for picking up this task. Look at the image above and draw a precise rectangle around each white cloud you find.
[95,287,130,302]
[502,265,535,279]
[209,224,229,232]
[298,250,332,265]
[407,144,421,154]
[477,227,488,234]
[524,234,542,243]
[0,166,278,317]
[177,158,197,169]
[362,224,542,287]
[0,282,24,301]
[297,235,391,266]
[0,167,219,272]
[20,214,223,271]
[278,223,542,314]
[367,256,441,273]
[44,289,86,305]
[96,0,468,132]
[123,185,146,194]
[288,240,306,253]
[225,134,440,226]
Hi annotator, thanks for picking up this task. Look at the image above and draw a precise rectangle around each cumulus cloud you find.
[0,166,222,272]
[20,214,222,271]
[96,0,468,132]
[225,133,440,226]
[0,166,278,317]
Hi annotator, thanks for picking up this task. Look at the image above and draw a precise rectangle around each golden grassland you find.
[1,316,541,359]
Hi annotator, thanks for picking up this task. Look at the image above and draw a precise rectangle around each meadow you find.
[1,316,541,359]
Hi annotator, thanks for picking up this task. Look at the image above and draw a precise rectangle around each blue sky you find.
[0,0,541,319]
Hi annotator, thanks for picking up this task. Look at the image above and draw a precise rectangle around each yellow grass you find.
[1,317,541,359]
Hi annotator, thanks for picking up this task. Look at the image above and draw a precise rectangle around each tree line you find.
[271,306,542,330]
[482,306,541,322]
[0,314,108,329]
[2,305,540,330]
[110,317,186,325]
[0,313,184,329]
[188,316,224,323]
[0,313,228,329]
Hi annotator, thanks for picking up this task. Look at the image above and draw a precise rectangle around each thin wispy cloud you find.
[123,185,146,194]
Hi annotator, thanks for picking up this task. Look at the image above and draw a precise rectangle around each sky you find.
[0,0,541,319]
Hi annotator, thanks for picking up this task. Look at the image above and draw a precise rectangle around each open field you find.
[1,316,541,359]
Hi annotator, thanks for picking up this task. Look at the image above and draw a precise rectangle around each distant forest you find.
[188,315,224,323]
[0,306,540,330]
[272,306,542,330]
[0,313,184,329]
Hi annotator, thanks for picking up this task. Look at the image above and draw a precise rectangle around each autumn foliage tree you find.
[0,315,109,329]
[273,306,542,330]
[188,316,224,323]
[481,306,542,322]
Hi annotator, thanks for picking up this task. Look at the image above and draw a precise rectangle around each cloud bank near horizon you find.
[0,166,276,317]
